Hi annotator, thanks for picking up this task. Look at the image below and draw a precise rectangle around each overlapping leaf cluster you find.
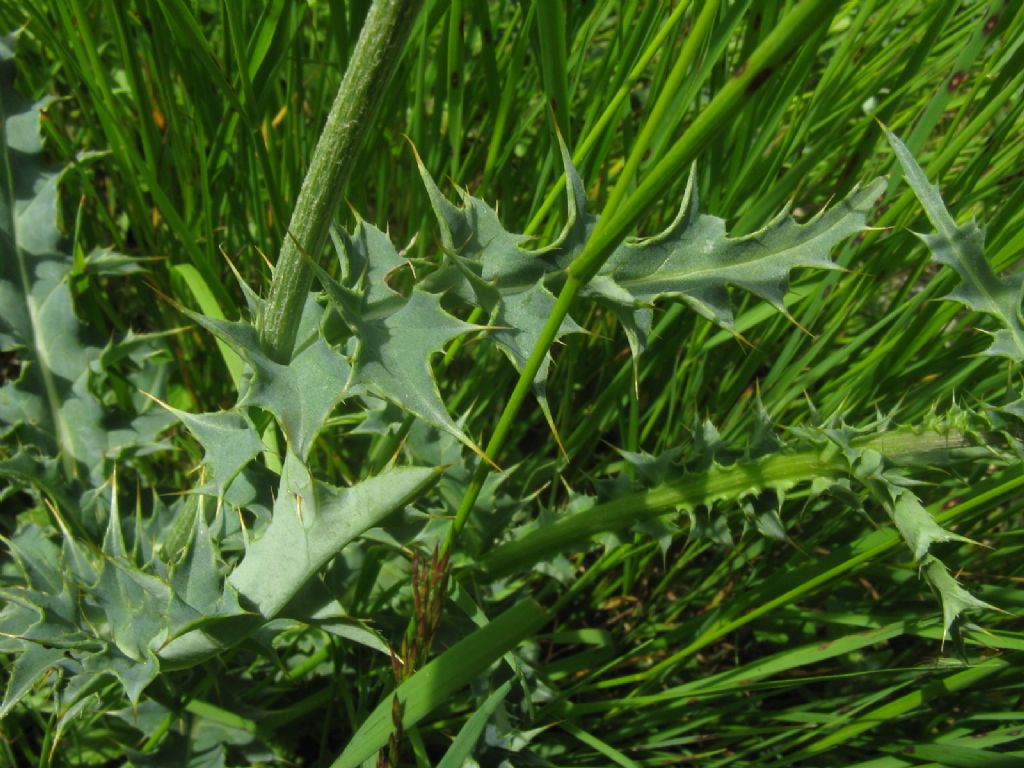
[0,35,440,726]
[793,408,999,641]
[0,35,232,723]
[481,398,1009,643]
[2,23,1018,763]
[0,34,169,488]
[403,135,1008,642]
[414,142,886,415]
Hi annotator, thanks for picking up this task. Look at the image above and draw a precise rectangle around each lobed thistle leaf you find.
[186,296,350,461]
[412,136,883,414]
[348,291,483,453]
[884,125,1024,361]
[317,221,488,458]
[152,398,265,498]
[169,503,229,616]
[0,643,65,719]
[332,218,409,306]
[589,171,887,334]
[807,410,981,565]
[414,146,584,424]
[226,452,444,620]
[0,495,245,711]
[920,556,998,642]
[891,490,974,563]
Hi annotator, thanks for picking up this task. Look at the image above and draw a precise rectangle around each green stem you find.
[479,429,992,580]
[445,275,584,549]
[447,0,840,548]
[259,0,425,362]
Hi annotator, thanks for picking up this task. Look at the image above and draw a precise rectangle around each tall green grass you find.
[1,1,1022,766]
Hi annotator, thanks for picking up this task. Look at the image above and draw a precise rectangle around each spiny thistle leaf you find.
[884,125,1024,361]
[318,221,487,456]
[169,505,227,616]
[798,409,997,637]
[414,138,884,408]
[332,218,408,306]
[227,452,444,619]
[891,490,973,563]
[349,291,483,450]
[0,469,247,711]
[920,556,998,641]
[589,172,887,333]
[71,645,159,711]
[802,410,978,564]
[0,643,65,719]
[153,398,265,498]
[414,147,583,419]
[155,457,442,668]
[187,296,350,461]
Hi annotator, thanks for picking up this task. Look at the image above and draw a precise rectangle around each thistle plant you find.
[2,2,1023,766]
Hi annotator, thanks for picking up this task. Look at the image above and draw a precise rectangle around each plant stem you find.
[260,0,425,363]
[479,429,995,579]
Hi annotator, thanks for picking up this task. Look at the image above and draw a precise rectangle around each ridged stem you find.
[260,0,425,362]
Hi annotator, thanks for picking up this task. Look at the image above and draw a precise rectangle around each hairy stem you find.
[260,0,424,363]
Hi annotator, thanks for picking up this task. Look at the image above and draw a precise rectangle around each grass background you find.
[2,0,1024,765]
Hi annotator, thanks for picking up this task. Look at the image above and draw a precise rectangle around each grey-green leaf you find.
[228,452,443,619]
[0,643,65,719]
[350,290,483,452]
[415,150,584,404]
[884,124,1024,361]
[158,403,265,496]
[921,556,998,640]
[594,172,886,330]
[188,298,350,461]
[891,490,972,563]
[316,231,486,454]
[0,35,163,481]
[0,45,103,474]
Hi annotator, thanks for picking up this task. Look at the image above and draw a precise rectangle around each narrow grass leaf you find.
[332,598,550,768]
[435,678,514,768]
[802,658,1010,755]
[171,264,245,390]
[898,743,1024,767]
